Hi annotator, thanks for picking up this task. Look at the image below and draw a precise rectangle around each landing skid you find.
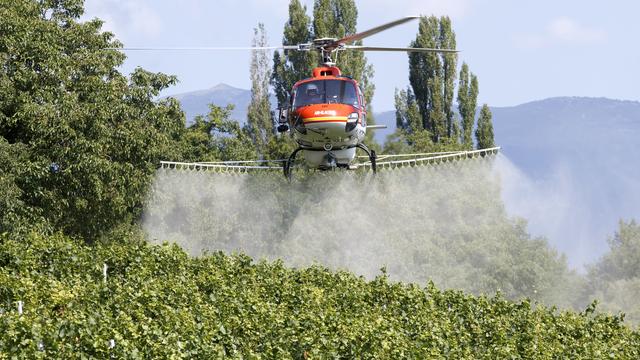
[283,143,378,181]
[356,143,377,175]
[284,147,304,181]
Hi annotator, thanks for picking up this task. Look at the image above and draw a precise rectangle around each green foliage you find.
[398,15,471,151]
[439,17,457,138]
[457,62,479,149]
[587,220,640,323]
[0,139,50,235]
[247,23,275,159]
[386,88,441,153]
[475,104,496,149]
[179,104,257,162]
[264,135,297,160]
[409,16,457,143]
[271,0,316,109]
[0,0,185,240]
[400,16,496,153]
[4,1,640,355]
[1,233,638,358]
[591,220,640,281]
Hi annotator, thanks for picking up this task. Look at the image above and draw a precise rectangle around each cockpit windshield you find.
[293,80,359,108]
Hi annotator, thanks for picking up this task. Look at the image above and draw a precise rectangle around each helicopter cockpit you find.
[293,79,360,109]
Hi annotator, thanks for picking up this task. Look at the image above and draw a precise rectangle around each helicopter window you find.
[293,80,359,108]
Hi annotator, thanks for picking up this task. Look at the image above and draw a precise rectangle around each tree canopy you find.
[0,0,187,239]
[389,16,495,152]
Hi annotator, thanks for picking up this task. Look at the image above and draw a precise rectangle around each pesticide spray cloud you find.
[143,156,583,305]
[494,153,640,270]
[492,155,591,267]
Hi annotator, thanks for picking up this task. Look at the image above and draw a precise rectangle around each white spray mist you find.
[144,156,584,305]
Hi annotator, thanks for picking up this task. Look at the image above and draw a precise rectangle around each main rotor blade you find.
[106,46,300,51]
[345,45,459,53]
[332,16,419,46]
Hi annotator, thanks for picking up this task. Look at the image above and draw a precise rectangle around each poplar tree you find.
[457,62,479,149]
[439,17,457,138]
[475,104,495,149]
[312,0,377,147]
[429,76,446,142]
[271,0,316,109]
[409,16,440,135]
[394,87,421,135]
[408,16,457,143]
[247,23,274,158]
[313,0,360,79]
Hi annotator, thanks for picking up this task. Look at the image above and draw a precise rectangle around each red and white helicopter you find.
[118,16,499,179]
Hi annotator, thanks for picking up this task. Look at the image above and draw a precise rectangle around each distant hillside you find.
[492,97,640,175]
[491,97,640,266]
[166,83,276,125]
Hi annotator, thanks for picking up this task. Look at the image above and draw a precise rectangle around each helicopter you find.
[114,16,499,179]
[271,16,463,179]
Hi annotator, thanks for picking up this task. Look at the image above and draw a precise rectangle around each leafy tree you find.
[585,220,640,323]
[0,139,49,234]
[384,88,424,152]
[0,0,185,239]
[475,104,495,149]
[312,0,378,148]
[394,87,421,134]
[439,17,457,138]
[402,16,497,152]
[247,23,274,159]
[429,76,447,142]
[409,16,457,143]
[180,104,256,162]
[591,220,640,281]
[457,62,479,149]
[271,0,316,109]
[269,0,315,159]
[381,131,412,155]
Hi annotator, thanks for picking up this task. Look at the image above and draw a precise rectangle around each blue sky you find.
[83,0,640,111]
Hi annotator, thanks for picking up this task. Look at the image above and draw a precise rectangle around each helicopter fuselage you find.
[287,66,368,169]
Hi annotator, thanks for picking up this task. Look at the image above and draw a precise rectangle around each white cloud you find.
[83,0,162,41]
[548,16,606,43]
[514,16,606,49]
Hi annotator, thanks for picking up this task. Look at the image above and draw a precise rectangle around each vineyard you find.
[2,1,640,358]
[1,232,639,358]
